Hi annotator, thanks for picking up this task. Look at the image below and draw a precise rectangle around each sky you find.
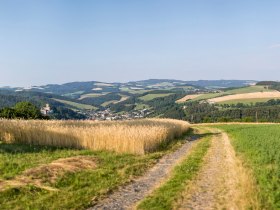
[0,0,280,87]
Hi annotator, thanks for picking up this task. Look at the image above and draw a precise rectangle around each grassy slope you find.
[0,135,187,209]
[139,93,174,101]
[212,124,280,209]
[217,98,280,105]
[192,86,274,102]
[52,98,97,110]
[225,85,274,94]
[119,87,150,94]
[135,103,151,110]
[137,134,211,210]
[101,100,118,107]
[79,93,106,100]
[192,92,225,101]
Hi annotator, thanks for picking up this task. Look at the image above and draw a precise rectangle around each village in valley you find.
[87,108,152,121]
[41,103,152,121]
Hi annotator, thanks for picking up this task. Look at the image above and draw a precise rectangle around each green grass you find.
[211,124,280,209]
[119,87,150,94]
[217,98,280,105]
[139,93,174,101]
[0,134,187,209]
[225,85,274,94]
[192,92,225,101]
[62,91,85,97]
[79,93,106,99]
[137,134,211,210]
[135,103,151,110]
[192,86,275,102]
[52,98,97,110]
[101,100,118,107]
[0,143,94,180]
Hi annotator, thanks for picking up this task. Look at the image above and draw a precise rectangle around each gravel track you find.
[89,137,196,210]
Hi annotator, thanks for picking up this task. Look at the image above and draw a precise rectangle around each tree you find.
[14,102,43,119]
[0,107,16,119]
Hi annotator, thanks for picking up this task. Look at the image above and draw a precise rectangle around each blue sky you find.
[0,0,280,86]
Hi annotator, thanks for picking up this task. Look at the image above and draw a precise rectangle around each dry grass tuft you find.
[0,156,97,191]
[0,119,189,154]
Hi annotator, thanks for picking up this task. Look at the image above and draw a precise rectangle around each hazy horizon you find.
[1,0,280,86]
[1,78,260,88]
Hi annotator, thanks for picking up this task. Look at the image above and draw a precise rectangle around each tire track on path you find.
[177,128,256,210]
[88,136,198,210]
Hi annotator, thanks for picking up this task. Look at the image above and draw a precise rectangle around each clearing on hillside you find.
[139,93,174,101]
[52,98,97,110]
[176,94,202,103]
[208,92,280,103]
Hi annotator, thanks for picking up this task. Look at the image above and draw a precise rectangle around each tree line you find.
[0,102,46,119]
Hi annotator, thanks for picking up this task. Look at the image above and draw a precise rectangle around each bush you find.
[0,102,44,120]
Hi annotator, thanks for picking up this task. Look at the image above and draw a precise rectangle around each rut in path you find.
[88,136,197,210]
[177,129,255,210]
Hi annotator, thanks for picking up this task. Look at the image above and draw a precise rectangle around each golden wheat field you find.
[0,119,189,154]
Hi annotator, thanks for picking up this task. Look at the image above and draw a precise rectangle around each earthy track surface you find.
[89,128,255,210]
[89,137,196,210]
[177,129,253,209]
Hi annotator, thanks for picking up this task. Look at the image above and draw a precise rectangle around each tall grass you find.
[0,119,189,154]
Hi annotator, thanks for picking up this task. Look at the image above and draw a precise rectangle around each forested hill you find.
[2,79,256,97]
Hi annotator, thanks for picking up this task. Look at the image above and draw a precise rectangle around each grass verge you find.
[212,124,280,209]
[137,134,211,210]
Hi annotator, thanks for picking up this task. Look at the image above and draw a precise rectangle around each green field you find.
[225,85,274,94]
[212,124,280,209]
[62,91,85,98]
[79,93,106,99]
[139,93,174,101]
[191,86,275,102]
[217,98,280,105]
[119,87,150,94]
[192,92,225,101]
[0,141,184,209]
[134,103,151,110]
[101,100,118,107]
[52,98,97,110]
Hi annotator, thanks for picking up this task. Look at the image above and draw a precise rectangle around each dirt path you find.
[177,128,255,210]
[89,136,197,210]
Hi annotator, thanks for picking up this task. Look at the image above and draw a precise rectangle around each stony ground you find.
[89,137,197,210]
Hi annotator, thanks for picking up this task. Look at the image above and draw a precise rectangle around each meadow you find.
[0,142,170,209]
[52,98,97,110]
[208,92,280,103]
[185,85,277,103]
[139,93,174,101]
[217,98,277,105]
[213,124,280,209]
[0,119,189,155]
[0,118,189,209]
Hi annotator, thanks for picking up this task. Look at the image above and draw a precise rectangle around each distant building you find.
[41,104,52,115]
